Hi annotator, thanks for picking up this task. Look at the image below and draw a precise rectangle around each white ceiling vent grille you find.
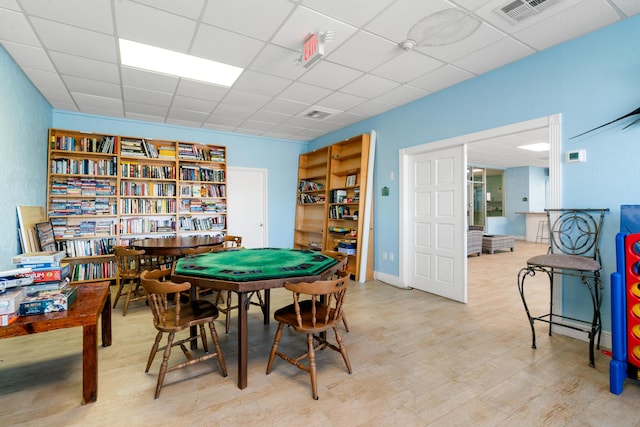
[497,0,560,22]
[300,106,341,121]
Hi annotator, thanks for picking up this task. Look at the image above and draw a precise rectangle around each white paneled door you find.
[405,145,466,303]
[226,167,267,248]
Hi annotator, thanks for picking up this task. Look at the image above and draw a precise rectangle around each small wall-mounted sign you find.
[382,186,389,196]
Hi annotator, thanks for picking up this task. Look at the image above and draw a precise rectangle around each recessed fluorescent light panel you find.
[119,39,243,87]
[518,143,550,152]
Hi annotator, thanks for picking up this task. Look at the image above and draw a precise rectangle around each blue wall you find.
[52,111,307,249]
[309,15,640,330]
[0,46,52,269]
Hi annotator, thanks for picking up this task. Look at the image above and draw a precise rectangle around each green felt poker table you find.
[171,247,339,390]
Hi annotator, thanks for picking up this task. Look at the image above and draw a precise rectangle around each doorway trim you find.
[399,114,562,295]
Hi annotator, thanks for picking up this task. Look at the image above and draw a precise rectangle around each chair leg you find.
[341,312,350,332]
[266,323,285,374]
[333,327,352,374]
[199,324,209,353]
[112,278,125,309]
[145,331,163,373]
[122,279,133,316]
[155,332,175,399]
[208,321,228,377]
[307,333,318,400]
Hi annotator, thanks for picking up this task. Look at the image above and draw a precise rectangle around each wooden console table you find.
[0,281,112,404]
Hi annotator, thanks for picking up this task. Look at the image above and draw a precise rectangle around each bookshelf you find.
[47,129,228,284]
[326,134,373,281]
[47,129,118,284]
[293,146,330,252]
[294,134,373,281]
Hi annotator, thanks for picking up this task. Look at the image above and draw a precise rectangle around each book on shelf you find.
[35,221,56,252]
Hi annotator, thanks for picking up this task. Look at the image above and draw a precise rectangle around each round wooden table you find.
[131,235,224,256]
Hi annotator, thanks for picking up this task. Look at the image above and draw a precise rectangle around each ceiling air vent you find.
[300,106,341,121]
[497,0,560,22]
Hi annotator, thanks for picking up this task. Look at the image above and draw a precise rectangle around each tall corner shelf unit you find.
[294,134,373,282]
[47,128,228,285]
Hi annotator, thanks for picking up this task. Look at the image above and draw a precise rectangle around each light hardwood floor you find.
[2,241,639,426]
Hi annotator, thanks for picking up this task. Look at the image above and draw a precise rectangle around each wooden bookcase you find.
[294,134,373,281]
[293,146,330,251]
[46,128,228,284]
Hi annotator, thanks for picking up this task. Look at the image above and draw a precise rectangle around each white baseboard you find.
[373,271,407,289]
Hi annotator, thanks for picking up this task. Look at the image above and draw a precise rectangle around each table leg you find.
[238,291,248,389]
[262,289,270,325]
[101,292,112,347]
[82,323,98,404]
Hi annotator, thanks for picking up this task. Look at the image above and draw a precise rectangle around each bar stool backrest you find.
[546,208,609,261]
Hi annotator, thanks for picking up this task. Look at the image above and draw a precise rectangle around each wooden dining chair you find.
[266,270,352,400]
[321,250,351,332]
[212,235,266,333]
[180,246,215,299]
[140,269,227,399]
[113,246,146,316]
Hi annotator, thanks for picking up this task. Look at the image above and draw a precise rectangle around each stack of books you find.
[3,251,77,318]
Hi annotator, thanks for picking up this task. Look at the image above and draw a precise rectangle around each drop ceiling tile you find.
[49,101,78,111]
[0,0,19,11]
[237,120,277,132]
[123,86,173,106]
[201,122,236,133]
[249,110,290,125]
[114,1,197,52]
[167,108,209,122]
[262,97,309,115]
[299,61,363,90]
[372,50,442,83]
[365,0,451,43]
[48,51,120,84]
[512,0,621,51]
[0,8,40,46]
[277,81,332,104]
[165,117,206,128]
[323,111,365,126]
[232,126,264,137]
[131,0,206,19]
[340,74,399,98]
[281,115,321,128]
[124,100,168,117]
[232,70,292,97]
[191,24,266,68]
[204,114,244,127]
[212,103,258,120]
[175,79,228,102]
[38,87,75,106]
[125,112,166,123]
[201,0,294,40]
[72,92,122,111]
[408,64,474,92]
[121,67,179,94]
[375,84,428,106]
[326,31,401,73]
[222,89,271,110]
[249,44,309,80]
[80,104,124,118]
[171,95,217,114]
[315,91,366,111]
[270,6,358,54]
[611,0,640,15]
[301,0,396,27]
[453,37,533,75]
[348,99,396,116]
[416,24,506,63]
[19,0,114,34]
[1,41,55,71]
[22,67,66,90]
[30,17,117,62]
[62,75,121,99]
